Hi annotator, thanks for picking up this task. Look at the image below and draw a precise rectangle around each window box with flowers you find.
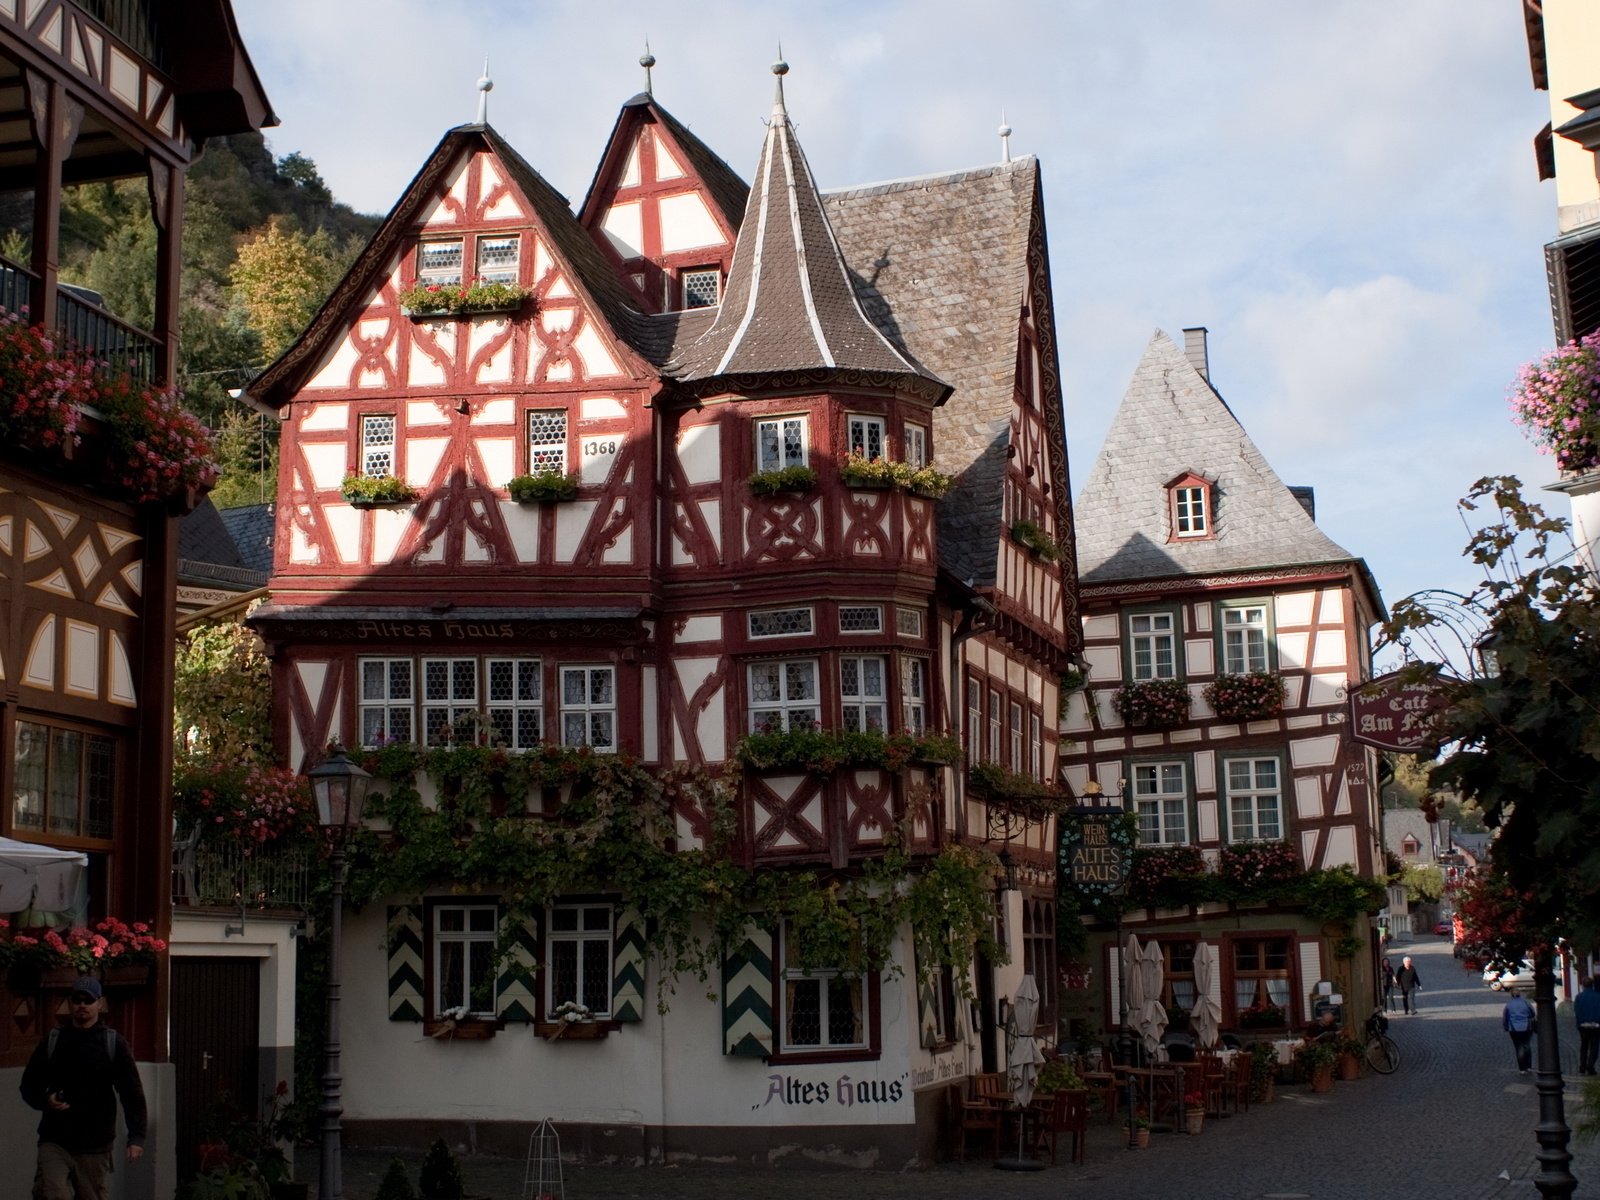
[341,474,418,507]
[424,1005,501,1041]
[748,465,817,496]
[399,279,533,318]
[1009,519,1059,561]
[967,760,1067,822]
[1218,840,1300,890]
[506,470,579,504]
[536,1001,609,1041]
[733,728,962,774]
[1203,671,1285,722]
[1,915,166,992]
[836,454,956,498]
[1510,329,1600,473]
[1114,678,1192,728]
[1239,1000,1286,1030]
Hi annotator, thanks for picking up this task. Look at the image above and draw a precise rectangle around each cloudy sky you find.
[232,0,1559,631]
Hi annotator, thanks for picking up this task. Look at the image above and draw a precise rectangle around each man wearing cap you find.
[19,975,147,1200]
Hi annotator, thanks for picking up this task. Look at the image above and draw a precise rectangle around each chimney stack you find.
[1182,326,1210,381]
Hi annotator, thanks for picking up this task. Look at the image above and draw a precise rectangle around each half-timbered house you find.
[1059,328,1386,1046]
[0,2,273,1195]
[244,67,1077,1166]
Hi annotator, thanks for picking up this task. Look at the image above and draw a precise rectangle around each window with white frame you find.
[486,658,542,749]
[360,658,415,747]
[846,414,887,461]
[422,657,478,745]
[1232,937,1291,1018]
[560,666,616,751]
[839,655,887,733]
[756,416,808,471]
[988,689,1002,763]
[901,658,927,734]
[361,414,396,479]
[1174,484,1209,537]
[1030,712,1043,781]
[1225,757,1283,841]
[1128,611,1177,681]
[748,660,820,732]
[780,922,866,1052]
[475,234,520,284]
[681,268,720,309]
[433,902,497,1016]
[547,902,613,1015]
[748,608,814,639]
[905,425,928,469]
[1133,760,1189,845]
[417,238,464,288]
[528,409,568,475]
[1221,604,1270,674]
[966,678,982,763]
[1009,700,1024,772]
[838,606,883,633]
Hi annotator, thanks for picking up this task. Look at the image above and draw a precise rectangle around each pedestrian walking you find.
[1395,955,1422,1014]
[1381,956,1397,1012]
[1575,975,1600,1075]
[1503,990,1537,1074]
[18,976,147,1200]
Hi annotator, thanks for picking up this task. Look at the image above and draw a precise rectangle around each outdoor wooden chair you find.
[951,1078,1002,1161]
[1227,1050,1252,1114]
[1079,1048,1120,1124]
[1035,1089,1087,1165]
[1195,1050,1227,1117]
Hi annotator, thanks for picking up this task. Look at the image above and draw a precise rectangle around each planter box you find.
[102,964,153,988]
[402,303,524,319]
[423,1017,499,1040]
[345,495,416,509]
[535,1020,609,1041]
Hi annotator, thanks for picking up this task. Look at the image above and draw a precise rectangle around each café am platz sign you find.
[1348,668,1453,753]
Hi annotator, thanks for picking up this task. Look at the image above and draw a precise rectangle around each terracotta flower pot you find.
[1338,1052,1361,1081]
[1185,1109,1205,1135]
[1310,1064,1334,1093]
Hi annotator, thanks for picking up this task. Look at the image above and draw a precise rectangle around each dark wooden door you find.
[172,957,260,1174]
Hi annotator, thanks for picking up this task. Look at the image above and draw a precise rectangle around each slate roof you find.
[218,503,276,576]
[669,77,946,401]
[1075,330,1371,590]
[824,159,1041,588]
[178,499,268,588]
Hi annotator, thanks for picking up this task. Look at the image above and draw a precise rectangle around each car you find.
[1433,920,1451,936]
[1484,960,1536,992]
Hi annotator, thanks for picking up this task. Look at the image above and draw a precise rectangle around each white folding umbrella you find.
[1192,943,1223,1049]
[1008,974,1046,1107]
[0,836,88,916]
[1124,932,1145,1049]
[1139,938,1168,1057]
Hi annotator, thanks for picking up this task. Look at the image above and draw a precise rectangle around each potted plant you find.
[341,474,418,506]
[1113,677,1192,729]
[2,915,167,990]
[536,999,606,1040]
[1299,1039,1337,1093]
[748,464,817,496]
[505,469,579,504]
[1203,671,1286,721]
[1249,1040,1279,1103]
[1510,329,1600,472]
[1034,1058,1083,1097]
[1183,1089,1206,1135]
[1335,1030,1365,1080]
[1129,1114,1152,1148]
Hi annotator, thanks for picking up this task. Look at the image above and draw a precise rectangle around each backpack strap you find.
[47,1026,117,1059]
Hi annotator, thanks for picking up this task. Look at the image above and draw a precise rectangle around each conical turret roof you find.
[670,71,947,402]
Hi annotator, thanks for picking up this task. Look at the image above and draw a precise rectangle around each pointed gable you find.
[579,94,749,313]
[670,73,946,402]
[248,124,655,408]
[1074,330,1362,585]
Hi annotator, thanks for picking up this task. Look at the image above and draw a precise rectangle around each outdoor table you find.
[1113,1064,1183,1130]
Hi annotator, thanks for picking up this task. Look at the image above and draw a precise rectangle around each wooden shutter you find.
[722,923,774,1057]
[611,906,646,1023]
[496,912,540,1023]
[386,904,424,1021]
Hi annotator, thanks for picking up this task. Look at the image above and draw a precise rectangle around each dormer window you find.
[476,235,520,284]
[681,268,721,309]
[418,239,464,288]
[1166,472,1214,541]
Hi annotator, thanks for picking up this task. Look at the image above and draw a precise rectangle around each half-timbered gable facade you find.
[1060,328,1385,1040]
[0,3,273,1195]
[246,70,1077,1167]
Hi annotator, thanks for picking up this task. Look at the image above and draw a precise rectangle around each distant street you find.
[320,937,1599,1199]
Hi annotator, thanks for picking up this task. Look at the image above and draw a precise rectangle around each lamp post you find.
[1532,948,1576,1198]
[306,746,372,1200]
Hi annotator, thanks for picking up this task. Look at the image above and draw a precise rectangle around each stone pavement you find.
[301,938,1600,1199]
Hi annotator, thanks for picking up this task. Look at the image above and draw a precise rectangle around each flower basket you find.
[1510,330,1600,472]
[506,470,579,504]
[1203,672,1286,721]
[748,465,817,496]
[341,475,418,507]
[399,279,532,318]
[1114,678,1191,728]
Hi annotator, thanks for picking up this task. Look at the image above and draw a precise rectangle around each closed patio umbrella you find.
[999,974,1047,1170]
[1193,942,1223,1049]
[0,836,87,916]
[1139,938,1168,1057]
[1124,933,1146,1055]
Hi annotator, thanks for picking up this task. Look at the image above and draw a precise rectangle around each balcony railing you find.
[176,836,314,912]
[56,288,157,384]
[0,257,33,315]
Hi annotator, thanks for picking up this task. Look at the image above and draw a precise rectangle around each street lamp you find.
[306,746,372,1200]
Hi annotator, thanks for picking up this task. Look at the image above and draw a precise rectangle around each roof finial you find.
[640,40,656,97]
[999,111,1012,163]
[476,58,493,125]
[772,45,789,116]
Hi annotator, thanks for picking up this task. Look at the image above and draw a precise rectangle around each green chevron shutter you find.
[916,969,939,1048]
[611,907,646,1023]
[496,911,540,1022]
[722,923,774,1057]
[386,904,424,1022]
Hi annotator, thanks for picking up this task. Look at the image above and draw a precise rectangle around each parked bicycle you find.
[1364,1006,1401,1073]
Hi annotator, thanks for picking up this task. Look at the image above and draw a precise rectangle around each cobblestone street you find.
[306,939,1600,1199]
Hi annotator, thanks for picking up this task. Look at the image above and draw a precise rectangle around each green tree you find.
[229,216,347,361]
[173,616,272,768]
[1401,862,1445,904]
[1386,476,1600,956]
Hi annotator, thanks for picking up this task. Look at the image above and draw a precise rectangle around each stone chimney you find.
[1182,326,1209,381]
